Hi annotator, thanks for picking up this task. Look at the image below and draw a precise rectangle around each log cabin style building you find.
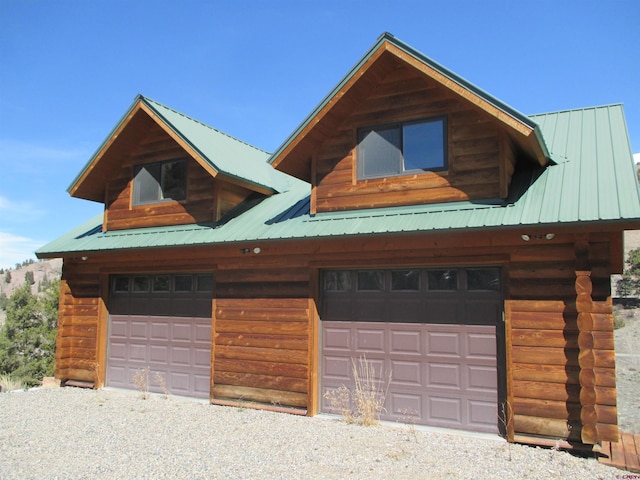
[37,33,640,448]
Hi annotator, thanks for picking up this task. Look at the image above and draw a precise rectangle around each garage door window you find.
[325,271,351,291]
[113,276,130,293]
[467,268,501,291]
[357,271,384,291]
[391,270,420,291]
[132,276,150,292]
[427,269,458,290]
[153,275,170,292]
[174,275,193,292]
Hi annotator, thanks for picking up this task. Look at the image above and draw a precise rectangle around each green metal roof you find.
[37,104,640,258]
[68,95,289,195]
[268,32,550,166]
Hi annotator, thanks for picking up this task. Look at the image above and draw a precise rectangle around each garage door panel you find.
[429,396,463,424]
[426,331,461,356]
[389,360,422,386]
[129,343,147,362]
[468,400,499,431]
[353,299,386,321]
[465,299,500,325]
[390,330,421,355]
[150,322,170,340]
[110,318,128,336]
[389,392,423,417]
[466,330,497,357]
[324,327,351,350]
[171,346,191,365]
[467,365,498,391]
[323,356,352,380]
[426,299,461,324]
[195,324,211,342]
[428,362,461,389]
[355,328,385,352]
[388,299,421,322]
[172,323,192,341]
[130,321,148,339]
[149,345,169,363]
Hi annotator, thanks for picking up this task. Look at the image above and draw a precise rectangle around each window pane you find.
[467,269,501,291]
[161,160,187,201]
[357,271,384,291]
[358,127,401,178]
[427,270,458,290]
[174,275,193,292]
[153,275,170,292]
[113,276,130,293]
[134,164,161,204]
[391,270,420,291]
[196,275,214,293]
[324,271,352,291]
[403,119,445,171]
[132,276,150,292]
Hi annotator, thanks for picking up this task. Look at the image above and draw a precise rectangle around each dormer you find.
[269,33,550,213]
[68,96,286,231]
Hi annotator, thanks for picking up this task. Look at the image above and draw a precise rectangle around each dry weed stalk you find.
[132,367,151,399]
[323,355,390,426]
[153,372,169,398]
[498,401,514,460]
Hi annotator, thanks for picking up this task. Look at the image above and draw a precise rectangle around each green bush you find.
[0,280,59,386]
[616,248,640,298]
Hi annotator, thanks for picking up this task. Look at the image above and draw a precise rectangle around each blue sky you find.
[0,0,638,269]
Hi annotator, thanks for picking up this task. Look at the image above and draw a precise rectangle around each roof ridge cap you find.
[140,95,271,157]
[530,103,624,117]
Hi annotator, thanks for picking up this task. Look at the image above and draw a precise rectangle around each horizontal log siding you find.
[55,262,101,383]
[212,268,311,409]
[507,237,617,443]
[105,121,218,231]
[314,61,509,212]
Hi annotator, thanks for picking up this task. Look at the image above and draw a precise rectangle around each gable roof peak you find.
[269,33,550,178]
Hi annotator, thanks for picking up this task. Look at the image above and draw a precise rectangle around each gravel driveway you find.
[0,388,621,479]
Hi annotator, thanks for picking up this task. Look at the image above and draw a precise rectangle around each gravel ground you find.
[0,388,622,480]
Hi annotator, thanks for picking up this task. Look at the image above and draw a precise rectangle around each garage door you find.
[107,274,213,399]
[321,268,502,433]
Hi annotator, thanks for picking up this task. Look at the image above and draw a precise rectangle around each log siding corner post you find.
[574,238,598,444]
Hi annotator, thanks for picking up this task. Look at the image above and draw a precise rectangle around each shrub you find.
[0,280,59,386]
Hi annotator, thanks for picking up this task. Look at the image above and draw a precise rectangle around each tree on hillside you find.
[0,279,59,386]
[4,271,10,284]
[24,270,35,285]
[616,247,640,297]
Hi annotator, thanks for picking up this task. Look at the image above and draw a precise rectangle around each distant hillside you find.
[0,258,62,327]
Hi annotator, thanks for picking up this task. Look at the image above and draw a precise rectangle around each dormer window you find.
[133,159,187,205]
[357,117,447,179]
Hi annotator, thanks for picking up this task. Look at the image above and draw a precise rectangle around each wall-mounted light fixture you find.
[240,247,262,255]
[521,233,556,242]
[81,256,89,261]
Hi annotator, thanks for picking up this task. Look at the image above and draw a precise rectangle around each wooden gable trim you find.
[270,46,389,171]
[385,43,533,137]
[68,102,143,199]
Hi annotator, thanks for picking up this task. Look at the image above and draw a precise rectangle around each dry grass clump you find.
[0,373,25,392]
[132,367,151,399]
[324,355,390,426]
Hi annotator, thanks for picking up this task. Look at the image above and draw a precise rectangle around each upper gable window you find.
[357,117,446,179]
[133,159,187,206]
